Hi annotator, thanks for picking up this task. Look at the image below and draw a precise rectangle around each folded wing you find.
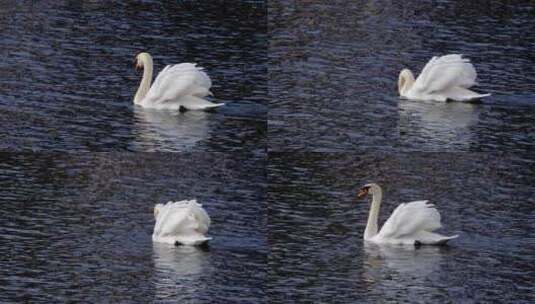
[154,200,211,238]
[413,54,478,94]
[144,63,213,104]
[378,200,442,239]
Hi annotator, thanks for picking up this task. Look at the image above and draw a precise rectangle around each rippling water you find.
[0,153,267,303]
[268,153,534,303]
[1,0,534,303]
[0,1,266,153]
[269,0,534,152]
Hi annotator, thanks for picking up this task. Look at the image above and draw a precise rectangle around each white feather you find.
[152,199,212,246]
[378,201,442,240]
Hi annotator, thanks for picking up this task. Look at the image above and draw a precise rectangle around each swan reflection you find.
[153,243,209,275]
[399,100,480,149]
[363,243,444,284]
[152,243,211,301]
[132,108,210,152]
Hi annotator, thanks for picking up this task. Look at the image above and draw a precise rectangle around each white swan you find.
[398,54,490,102]
[152,200,212,246]
[357,183,458,245]
[134,52,224,110]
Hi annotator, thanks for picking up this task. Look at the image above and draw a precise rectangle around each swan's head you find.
[154,203,164,219]
[398,69,415,96]
[357,183,381,199]
[135,52,153,71]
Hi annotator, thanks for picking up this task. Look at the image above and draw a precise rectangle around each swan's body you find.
[398,54,490,102]
[134,52,224,110]
[152,200,211,246]
[357,183,458,245]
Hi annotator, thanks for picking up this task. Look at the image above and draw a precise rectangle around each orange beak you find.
[356,188,368,200]
[134,57,142,72]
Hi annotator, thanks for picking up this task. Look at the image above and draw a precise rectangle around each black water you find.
[268,153,534,303]
[0,1,266,153]
[0,153,267,303]
[269,1,534,152]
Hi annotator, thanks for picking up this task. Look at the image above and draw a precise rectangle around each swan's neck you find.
[134,57,153,104]
[398,69,415,96]
[364,184,383,240]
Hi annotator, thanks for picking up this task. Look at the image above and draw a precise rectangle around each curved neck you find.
[134,57,153,104]
[364,184,383,240]
[398,70,415,96]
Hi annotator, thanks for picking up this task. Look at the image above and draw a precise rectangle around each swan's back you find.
[377,200,443,240]
[144,63,212,105]
[413,54,477,94]
[153,200,211,245]
[159,63,212,90]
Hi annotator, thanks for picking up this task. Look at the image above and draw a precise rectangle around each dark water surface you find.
[0,1,266,153]
[269,0,534,152]
[0,153,267,303]
[268,153,534,303]
[1,1,534,303]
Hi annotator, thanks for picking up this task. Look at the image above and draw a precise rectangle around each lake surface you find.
[1,1,534,303]
[269,0,534,152]
[0,153,267,303]
[0,1,266,153]
[268,153,534,303]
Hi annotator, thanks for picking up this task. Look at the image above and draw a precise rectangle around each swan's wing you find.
[144,63,212,104]
[188,201,211,234]
[154,200,197,236]
[413,54,478,93]
[154,200,211,237]
[378,200,442,239]
[162,63,212,90]
[154,202,190,237]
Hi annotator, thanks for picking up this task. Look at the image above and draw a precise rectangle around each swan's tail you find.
[179,95,225,111]
[415,231,458,245]
[444,87,491,101]
[175,235,212,246]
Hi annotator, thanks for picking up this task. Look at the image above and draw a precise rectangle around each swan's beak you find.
[134,58,142,72]
[356,188,368,200]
